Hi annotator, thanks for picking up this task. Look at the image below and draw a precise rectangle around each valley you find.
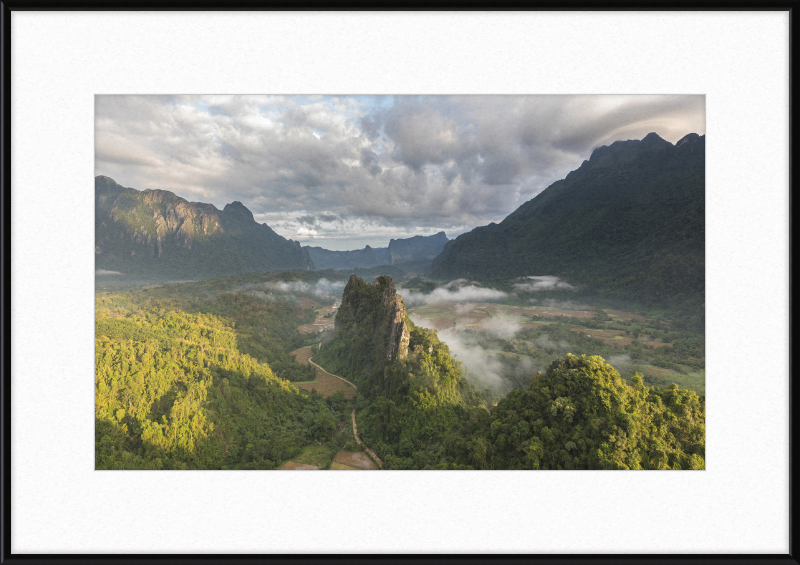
[94,127,705,471]
[406,298,703,396]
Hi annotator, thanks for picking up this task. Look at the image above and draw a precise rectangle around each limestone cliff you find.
[335,274,410,365]
[324,274,411,392]
[95,175,313,278]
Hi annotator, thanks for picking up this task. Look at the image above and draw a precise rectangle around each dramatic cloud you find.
[96,95,705,250]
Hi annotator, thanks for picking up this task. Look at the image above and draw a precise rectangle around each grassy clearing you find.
[293,372,356,399]
[290,346,314,365]
[278,443,332,470]
[639,368,705,396]
[330,462,360,470]
[492,314,529,323]
[333,451,377,470]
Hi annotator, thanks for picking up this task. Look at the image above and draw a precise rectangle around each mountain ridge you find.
[431,132,705,308]
[95,176,313,278]
[305,231,448,270]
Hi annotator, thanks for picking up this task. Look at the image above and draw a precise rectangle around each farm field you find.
[278,443,331,470]
[297,305,337,334]
[290,345,357,399]
[407,301,650,342]
[332,451,377,470]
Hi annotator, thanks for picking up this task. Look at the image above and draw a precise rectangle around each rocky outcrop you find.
[333,274,411,382]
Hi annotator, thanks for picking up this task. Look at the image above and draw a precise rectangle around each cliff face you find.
[331,274,411,384]
[95,176,313,278]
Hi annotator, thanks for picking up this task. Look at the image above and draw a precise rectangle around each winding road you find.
[308,354,383,470]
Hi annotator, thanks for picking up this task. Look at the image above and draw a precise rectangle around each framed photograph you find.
[4,7,792,558]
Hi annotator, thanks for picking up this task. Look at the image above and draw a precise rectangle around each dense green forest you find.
[95,273,348,469]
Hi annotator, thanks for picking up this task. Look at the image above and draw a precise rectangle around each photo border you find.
[2,6,794,560]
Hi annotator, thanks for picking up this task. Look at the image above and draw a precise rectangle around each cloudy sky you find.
[95,95,704,250]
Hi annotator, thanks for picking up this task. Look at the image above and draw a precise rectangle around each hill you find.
[314,274,705,469]
[305,231,448,270]
[95,176,312,279]
[430,133,705,308]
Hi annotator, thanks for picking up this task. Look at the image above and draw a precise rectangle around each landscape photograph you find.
[95,94,705,471]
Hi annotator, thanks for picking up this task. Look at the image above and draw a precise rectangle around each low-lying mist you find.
[513,275,574,292]
[397,278,507,305]
[403,276,584,396]
[412,314,550,395]
[234,278,347,304]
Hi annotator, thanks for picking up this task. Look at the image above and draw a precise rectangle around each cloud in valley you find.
[514,276,575,292]
[398,279,507,305]
[236,278,347,303]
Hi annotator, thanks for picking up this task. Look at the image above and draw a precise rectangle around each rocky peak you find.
[676,132,701,147]
[337,274,410,367]
[640,131,667,145]
[222,201,255,222]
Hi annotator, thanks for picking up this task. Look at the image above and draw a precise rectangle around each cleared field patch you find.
[606,309,648,323]
[569,327,632,346]
[297,305,336,334]
[524,306,594,319]
[298,297,321,310]
[491,313,529,323]
[294,372,356,399]
[290,346,356,398]
[644,341,673,349]
[641,368,704,396]
[278,462,319,470]
[290,346,314,365]
[278,443,330,470]
[330,462,360,470]
[333,450,377,470]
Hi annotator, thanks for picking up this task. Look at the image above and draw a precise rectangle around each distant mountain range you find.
[95,176,312,278]
[95,176,449,278]
[431,132,705,306]
[305,232,449,270]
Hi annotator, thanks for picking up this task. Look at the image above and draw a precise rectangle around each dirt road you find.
[308,356,358,393]
[351,409,383,469]
[307,355,383,469]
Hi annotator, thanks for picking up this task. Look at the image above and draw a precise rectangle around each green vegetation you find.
[458,354,705,470]
[95,273,346,470]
